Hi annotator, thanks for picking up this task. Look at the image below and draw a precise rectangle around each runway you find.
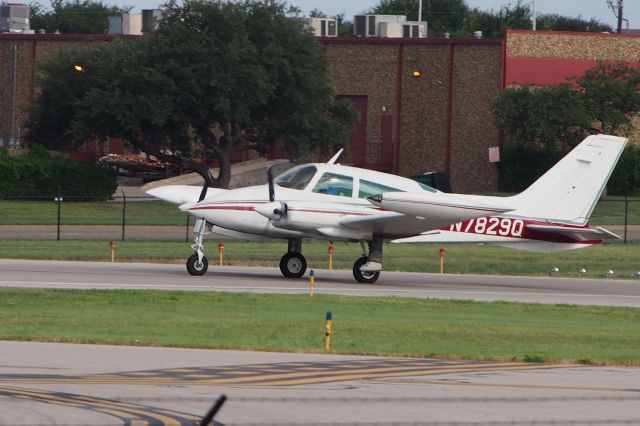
[1,341,639,425]
[2,258,640,306]
[1,261,640,424]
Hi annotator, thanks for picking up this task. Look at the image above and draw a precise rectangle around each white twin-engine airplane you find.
[147,134,627,284]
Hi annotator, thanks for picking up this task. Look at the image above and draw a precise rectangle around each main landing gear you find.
[352,235,383,284]
[187,219,209,276]
[279,238,307,278]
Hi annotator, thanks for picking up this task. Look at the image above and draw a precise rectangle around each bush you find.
[497,145,564,192]
[0,146,117,199]
[608,144,640,196]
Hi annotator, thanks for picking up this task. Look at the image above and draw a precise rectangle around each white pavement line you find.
[1,281,640,299]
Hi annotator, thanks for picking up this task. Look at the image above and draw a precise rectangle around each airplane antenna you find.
[326,149,344,165]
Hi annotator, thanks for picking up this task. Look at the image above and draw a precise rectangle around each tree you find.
[536,14,611,32]
[25,0,356,188]
[462,1,531,38]
[573,62,640,135]
[493,84,590,151]
[371,0,468,36]
[29,0,131,34]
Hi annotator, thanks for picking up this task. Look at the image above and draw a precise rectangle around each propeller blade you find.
[198,180,208,202]
[267,166,275,202]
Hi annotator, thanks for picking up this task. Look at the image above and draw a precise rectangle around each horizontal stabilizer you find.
[526,224,621,241]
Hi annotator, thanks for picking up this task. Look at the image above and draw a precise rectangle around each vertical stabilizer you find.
[509,134,627,224]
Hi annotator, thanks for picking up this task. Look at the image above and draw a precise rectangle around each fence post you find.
[624,195,628,244]
[121,190,126,242]
[54,196,63,240]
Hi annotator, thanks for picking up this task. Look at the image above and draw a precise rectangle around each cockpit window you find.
[358,179,403,198]
[312,173,353,197]
[275,165,317,190]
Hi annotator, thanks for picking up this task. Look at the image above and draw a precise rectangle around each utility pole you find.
[608,0,624,33]
[617,0,623,33]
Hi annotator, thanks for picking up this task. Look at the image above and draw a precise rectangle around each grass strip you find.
[1,239,639,279]
[0,289,638,365]
[1,197,638,225]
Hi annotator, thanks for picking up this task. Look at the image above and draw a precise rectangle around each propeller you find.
[255,164,287,220]
[267,165,275,203]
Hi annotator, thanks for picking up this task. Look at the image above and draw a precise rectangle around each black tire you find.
[279,252,307,278]
[186,253,208,276]
[352,256,380,284]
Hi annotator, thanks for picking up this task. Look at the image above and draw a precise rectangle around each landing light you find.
[604,269,615,278]
[577,268,586,277]
[547,266,559,276]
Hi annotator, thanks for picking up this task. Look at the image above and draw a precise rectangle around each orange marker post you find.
[327,245,334,270]
[109,241,117,263]
[439,247,446,274]
[218,242,225,266]
[309,270,315,296]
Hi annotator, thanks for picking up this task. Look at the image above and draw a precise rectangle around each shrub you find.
[0,146,117,199]
[608,144,640,196]
[497,145,564,193]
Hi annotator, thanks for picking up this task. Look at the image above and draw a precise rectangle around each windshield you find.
[274,165,317,190]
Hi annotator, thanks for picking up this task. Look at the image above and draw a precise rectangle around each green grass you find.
[1,197,638,225]
[590,196,640,225]
[0,289,638,365]
[1,239,639,279]
[0,200,185,225]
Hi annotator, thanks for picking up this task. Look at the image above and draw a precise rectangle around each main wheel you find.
[352,256,380,284]
[279,252,307,278]
[186,253,208,276]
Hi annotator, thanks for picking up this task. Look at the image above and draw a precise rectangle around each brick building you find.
[1,29,639,193]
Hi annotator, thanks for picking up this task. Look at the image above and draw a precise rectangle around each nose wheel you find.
[187,253,208,276]
[352,256,380,284]
[279,252,307,278]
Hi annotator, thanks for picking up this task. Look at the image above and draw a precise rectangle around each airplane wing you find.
[146,185,227,205]
[340,212,466,238]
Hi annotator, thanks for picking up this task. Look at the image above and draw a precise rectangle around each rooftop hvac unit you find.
[304,17,337,37]
[142,9,162,33]
[402,21,427,38]
[379,21,403,38]
[354,14,406,37]
[0,3,30,33]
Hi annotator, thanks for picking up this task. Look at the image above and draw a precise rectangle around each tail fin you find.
[509,134,627,224]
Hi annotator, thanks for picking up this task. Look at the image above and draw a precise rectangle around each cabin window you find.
[312,173,353,197]
[275,165,317,190]
[358,180,403,199]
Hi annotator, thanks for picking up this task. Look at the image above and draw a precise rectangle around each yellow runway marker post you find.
[109,241,117,263]
[325,311,332,352]
[218,242,225,266]
[309,270,315,296]
[327,244,334,270]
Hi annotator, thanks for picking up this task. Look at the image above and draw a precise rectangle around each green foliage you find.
[493,85,589,151]
[536,14,611,32]
[462,1,531,38]
[0,146,116,199]
[370,0,610,37]
[494,62,640,194]
[29,0,131,34]
[608,144,640,196]
[25,0,355,188]
[574,62,640,134]
[497,145,563,192]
